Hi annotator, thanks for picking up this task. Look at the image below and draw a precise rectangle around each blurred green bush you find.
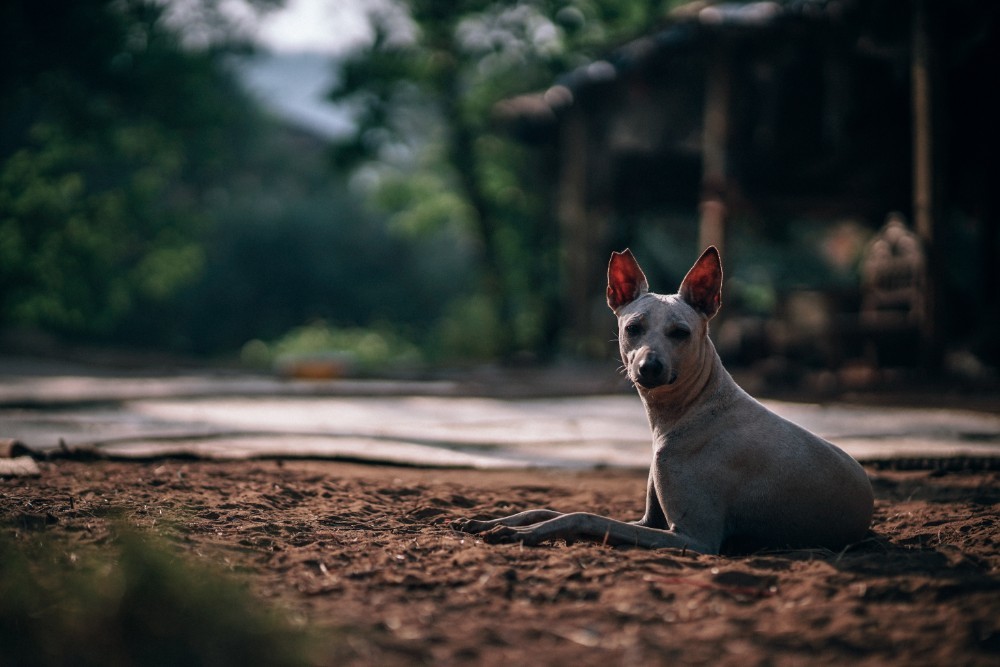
[0,530,315,667]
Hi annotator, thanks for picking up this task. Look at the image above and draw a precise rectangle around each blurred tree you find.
[329,1,675,359]
[0,0,278,336]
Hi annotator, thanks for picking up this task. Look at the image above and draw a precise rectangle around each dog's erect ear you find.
[607,249,649,313]
[679,246,723,319]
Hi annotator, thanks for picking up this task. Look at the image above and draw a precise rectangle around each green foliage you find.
[0,530,314,667]
[0,0,488,359]
[0,0,691,363]
[371,162,476,236]
[329,1,680,359]
[432,294,506,361]
[0,119,207,331]
[0,0,264,337]
[243,321,423,374]
[136,165,474,355]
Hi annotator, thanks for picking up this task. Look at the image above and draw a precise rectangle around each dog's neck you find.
[636,338,736,441]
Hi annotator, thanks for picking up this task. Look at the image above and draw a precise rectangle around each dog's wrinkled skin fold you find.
[455,247,875,554]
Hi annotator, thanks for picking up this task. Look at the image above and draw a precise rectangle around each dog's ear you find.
[679,246,723,318]
[607,249,649,313]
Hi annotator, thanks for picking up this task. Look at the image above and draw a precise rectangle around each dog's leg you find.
[480,512,719,553]
[633,468,668,528]
[453,509,564,534]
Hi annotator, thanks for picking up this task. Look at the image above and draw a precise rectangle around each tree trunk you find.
[440,72,517,359]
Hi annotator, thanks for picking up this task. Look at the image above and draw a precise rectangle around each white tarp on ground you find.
[4,375,999,468]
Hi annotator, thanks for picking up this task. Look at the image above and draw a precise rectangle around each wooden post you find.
[700,46,730,256]
[557,108,593,354]
[911,0,941,369]
[912,0,933,244]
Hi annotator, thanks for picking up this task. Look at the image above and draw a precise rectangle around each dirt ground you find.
[2,459,999,666]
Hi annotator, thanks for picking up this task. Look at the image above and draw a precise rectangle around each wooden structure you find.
[859,213,927,366]
[498,0,999,365]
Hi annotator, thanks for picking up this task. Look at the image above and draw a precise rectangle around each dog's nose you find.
[637,356,663,385]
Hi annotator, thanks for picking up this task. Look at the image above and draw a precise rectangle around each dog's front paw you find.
[451,517,493,534]
[481,525,540,546]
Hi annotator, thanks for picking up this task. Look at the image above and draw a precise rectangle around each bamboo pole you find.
[700,46,730,256]
[911,0,940,369]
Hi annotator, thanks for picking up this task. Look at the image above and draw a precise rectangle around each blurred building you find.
[498,0,998,374]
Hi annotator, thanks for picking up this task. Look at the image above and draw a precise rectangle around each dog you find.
[455,247,874,554]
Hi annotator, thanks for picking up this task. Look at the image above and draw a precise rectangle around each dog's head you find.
[607,247,722,391]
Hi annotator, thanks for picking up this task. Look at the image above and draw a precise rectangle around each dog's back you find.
[708,381,874,552]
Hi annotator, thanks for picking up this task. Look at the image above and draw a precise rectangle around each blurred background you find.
[1,0,997,396]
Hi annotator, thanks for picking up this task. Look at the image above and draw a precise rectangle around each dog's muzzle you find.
[634,355,676,389]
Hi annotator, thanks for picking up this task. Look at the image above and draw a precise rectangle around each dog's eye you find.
[667,327,690,341]
[624,322,643,337]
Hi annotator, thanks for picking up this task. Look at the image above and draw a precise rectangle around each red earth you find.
[2,459,998,665]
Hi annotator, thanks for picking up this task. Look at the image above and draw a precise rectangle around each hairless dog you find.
[456,247,874,554]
